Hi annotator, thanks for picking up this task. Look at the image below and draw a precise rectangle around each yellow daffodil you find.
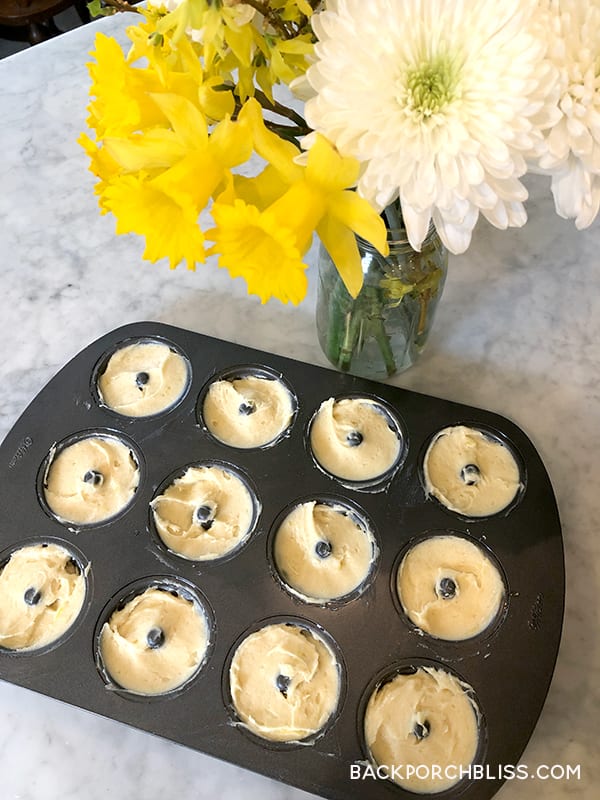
[86,31,202,138]
[81,3,388,306]
[103,174,206,269]
[306,135,390,297]
[91,88,255,272]
[77,132,122,210]
[209,199,308,305]
[212,100,388,301]
[86,33,164,138]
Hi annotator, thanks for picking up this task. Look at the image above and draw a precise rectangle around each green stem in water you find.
[336,304,364,372]
[328,282,397,376]
[417,288,432,337]
[324,276,347,366]
[365,285,397,376]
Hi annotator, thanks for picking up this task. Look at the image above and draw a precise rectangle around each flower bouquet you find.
[81,0,600,375]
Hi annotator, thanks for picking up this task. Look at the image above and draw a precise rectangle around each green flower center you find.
[405,54,460,118]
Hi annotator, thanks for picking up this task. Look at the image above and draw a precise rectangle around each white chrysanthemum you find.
[537,0,600,229]
[305,0,559,253]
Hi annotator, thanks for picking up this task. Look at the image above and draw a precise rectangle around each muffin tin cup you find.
[0,321,564,800]
[197,364,298,450]
[94,575,215,701]
[357,658,487,797]
[0,536,92,657]
[390,530,510,658]
[148,459,262,566]
[419,423,527,522]
[306,393,408,493]
[37,428,144,530]
[267,494,380,608]
[221,614,347,751]
[92,335,192,420]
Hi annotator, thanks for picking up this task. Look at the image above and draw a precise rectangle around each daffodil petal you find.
[149,92,208,149]
[151,151,225,211]
[306,134,360,191]
[238,99,302,183]
[317,216,364,298]
[231,165,289,210]
[210,114,254,168]
[270,182,326,251]
[327,191,389,256]
[198,77,235,121]
[103,130,186,172]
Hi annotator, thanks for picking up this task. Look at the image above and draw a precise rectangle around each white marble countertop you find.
[0,13,598,800]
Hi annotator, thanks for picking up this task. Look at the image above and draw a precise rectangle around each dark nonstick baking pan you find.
[0,321,564,800]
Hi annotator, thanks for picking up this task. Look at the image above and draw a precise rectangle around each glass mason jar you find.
[316,223,448,381]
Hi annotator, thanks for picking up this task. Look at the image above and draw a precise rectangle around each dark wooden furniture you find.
[0,0,90,46]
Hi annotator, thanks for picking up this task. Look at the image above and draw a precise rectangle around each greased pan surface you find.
[0,321,564,800]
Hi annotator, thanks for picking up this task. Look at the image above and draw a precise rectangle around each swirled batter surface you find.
[203,375,294,448]
[0,543,86,651]
[98,341,189,417]
[99,586,209,695]
[44,436,139,525]
[310,397,400,481]
[364,666,479,793]
[273,501,375,602]
[229,623,340,742]
[424,426,521,517]
[151,465,255,560]
[397,535,504,640]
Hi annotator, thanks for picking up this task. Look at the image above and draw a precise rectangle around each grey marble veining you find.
[0,12,599,800]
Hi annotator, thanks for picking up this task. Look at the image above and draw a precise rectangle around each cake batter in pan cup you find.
[91,335,192,420]
[94,575,214,701]
[267,494,379,608]
[197,364,298,450]
[306,393,408,492]
[357,657,487,796]
[419,422,527,521]
[0,536,92,656]
[390,530,509,659]
[148,459,262,565]
[37,428,144,530]
[222,614,346,750]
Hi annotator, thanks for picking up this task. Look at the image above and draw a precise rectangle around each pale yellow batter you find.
[0,543,86,651]
[44,435,139,525]
[229,622,340,742]
[151,465,255,560]
[98,340,189,417]
[423,425,521,517]
[364,666,479,793]
[310,397,400,482]
[273,501,375,602]
[397,536,505,640]
[99,586,209,695]
[202,374,294,448]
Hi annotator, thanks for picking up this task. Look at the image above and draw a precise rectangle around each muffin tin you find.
[0,321,564,800]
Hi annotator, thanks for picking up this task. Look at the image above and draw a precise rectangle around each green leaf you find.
[87,0,116,18]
